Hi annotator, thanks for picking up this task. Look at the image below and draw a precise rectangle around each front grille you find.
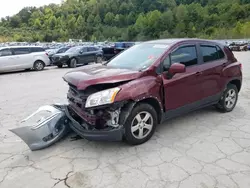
[52,56,60,62]
[67,85,89,109]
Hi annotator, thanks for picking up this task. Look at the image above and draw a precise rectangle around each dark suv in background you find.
[52,46,103,68]
[63,39,242,145]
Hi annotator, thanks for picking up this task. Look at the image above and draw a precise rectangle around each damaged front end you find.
[9,84,134,151]
[10,105,69,151]
[65,84,134,141]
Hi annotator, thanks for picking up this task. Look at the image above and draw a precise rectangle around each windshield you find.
[66,46,82,53]
[107,43,169,71]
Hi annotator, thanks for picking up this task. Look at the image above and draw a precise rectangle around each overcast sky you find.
[0,0,62,18]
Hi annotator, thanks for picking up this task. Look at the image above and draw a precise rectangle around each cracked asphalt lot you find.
[0,52,250,188]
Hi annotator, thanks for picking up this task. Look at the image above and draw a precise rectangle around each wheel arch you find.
[228,79,241,92]
[34,59,45,66]
[120,98,163,125]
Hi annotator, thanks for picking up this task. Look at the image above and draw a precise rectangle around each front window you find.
[171,45,198,66]
[66,46,82,53]
[107,43,169,71]
[57,48,68,53]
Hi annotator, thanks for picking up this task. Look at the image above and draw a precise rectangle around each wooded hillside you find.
[1,0,250,42]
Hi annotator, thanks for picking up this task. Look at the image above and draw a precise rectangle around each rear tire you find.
[124,103,157,145]
[216,84,238,112]
[68,58,77,68]
[33,60,45,71]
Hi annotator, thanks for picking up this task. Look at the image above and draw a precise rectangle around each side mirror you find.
[168,63,186,75]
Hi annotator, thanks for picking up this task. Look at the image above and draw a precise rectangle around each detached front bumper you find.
[10,105,69,151]
[10,104,125,151]
[65,106,124,142]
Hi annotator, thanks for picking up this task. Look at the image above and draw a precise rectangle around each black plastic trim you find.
[161,93,221,123]
[64,106,124,141]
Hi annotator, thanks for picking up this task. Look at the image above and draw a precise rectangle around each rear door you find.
[198,44,228,100]
[0,48,14,71]
[13,47,31,69]
[162,44,204,111]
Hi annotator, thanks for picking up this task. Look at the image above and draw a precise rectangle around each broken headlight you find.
[85,87,120,108]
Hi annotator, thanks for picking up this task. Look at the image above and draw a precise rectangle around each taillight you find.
[45,53,48,56]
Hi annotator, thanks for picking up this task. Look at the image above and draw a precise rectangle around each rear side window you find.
[80,47,87,53]
[171,45,198,66]
[201,45,225,63]
[0,49,12,56]
[87,47,97,52]
[13,48,30,55]
[30,47,45,53]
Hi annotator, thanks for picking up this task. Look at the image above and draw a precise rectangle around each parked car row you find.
[51,46,103,68]
[0,46,50,72]
[0,42,136,73]
[228,42,249,51]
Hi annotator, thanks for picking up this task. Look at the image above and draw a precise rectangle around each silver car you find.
[0,46,50,73]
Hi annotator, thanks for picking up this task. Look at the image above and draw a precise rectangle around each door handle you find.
[195,72,202,76]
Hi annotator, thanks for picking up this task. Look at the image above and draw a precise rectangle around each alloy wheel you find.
[36,62,44,70]
[225,89,237,109]
[131,111,153,139]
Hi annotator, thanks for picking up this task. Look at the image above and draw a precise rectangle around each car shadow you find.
[67,106,219,148]
[0,68,49,76]
[26,105,234,157]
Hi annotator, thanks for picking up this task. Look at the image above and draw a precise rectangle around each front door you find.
[86,47,97,63]
[162,45,204,111]
[78,47,88,64]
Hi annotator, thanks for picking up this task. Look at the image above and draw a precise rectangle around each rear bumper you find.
[43,58,51,66]
[64,106,124,142]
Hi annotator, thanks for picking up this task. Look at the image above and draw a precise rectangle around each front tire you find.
[68,58,77,68]
[124,103,157,145]
[216,84,238,112]
[95,56,102,64]
[33,60,45,71]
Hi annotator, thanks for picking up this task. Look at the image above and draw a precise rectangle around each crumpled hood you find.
[63,64,142,90]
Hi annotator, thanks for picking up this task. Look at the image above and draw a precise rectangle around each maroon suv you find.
[63,39,242,145]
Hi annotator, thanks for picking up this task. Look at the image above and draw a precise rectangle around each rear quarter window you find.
[30,47,45,53]
[217,46,225,59]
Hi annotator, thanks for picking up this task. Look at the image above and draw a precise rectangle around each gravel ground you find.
[0,52,250,188]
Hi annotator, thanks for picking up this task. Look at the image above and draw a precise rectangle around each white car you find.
[0,46,50,73]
